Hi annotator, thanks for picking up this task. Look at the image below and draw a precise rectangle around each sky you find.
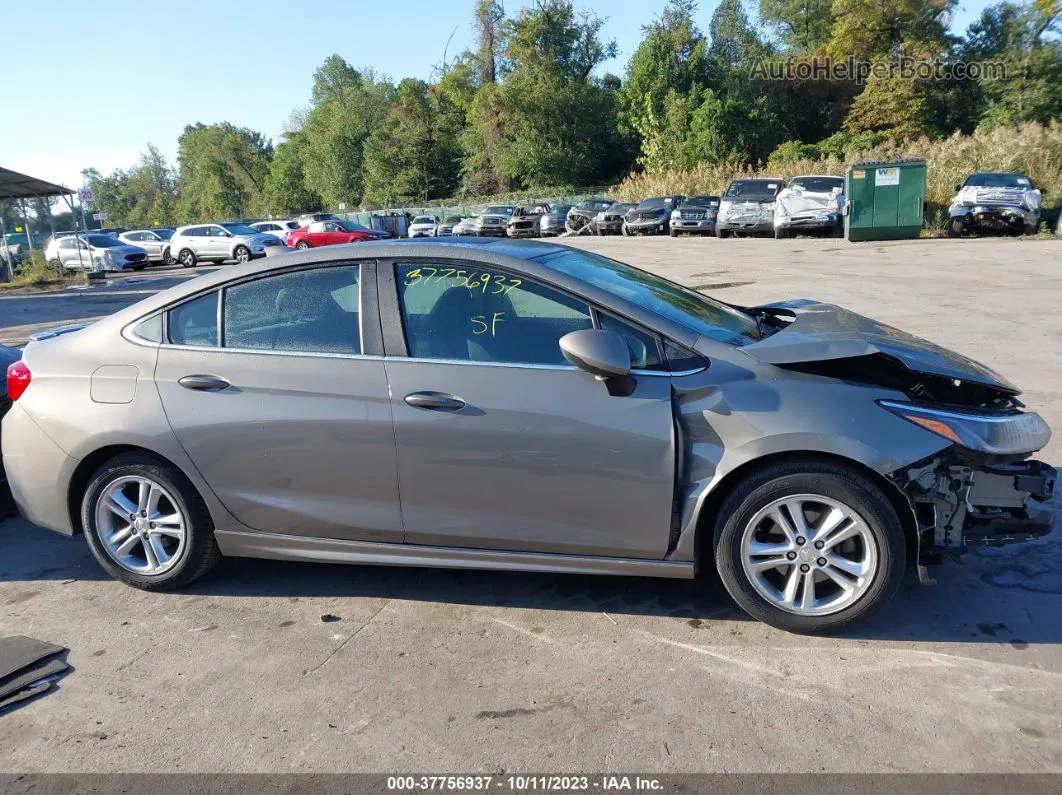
[0,0,995,191]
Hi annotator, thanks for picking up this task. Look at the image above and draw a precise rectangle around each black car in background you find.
[669,195,720,236]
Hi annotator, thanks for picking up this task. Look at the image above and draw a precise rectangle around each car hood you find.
[741,299,1019,393]
[477,214,510,222]
[950,185,1040,210]
[238,234,282,246]
[97,244,145,256]
[775,189,839,217]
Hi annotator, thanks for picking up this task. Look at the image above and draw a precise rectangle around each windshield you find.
[551,206,573,216]
[579,199,613,211]
[724,181,779,201]
[788,176,843,193]
[338,220,370,232]
[86,235,120,247]
[537,249,761,346]
[221,223,260,235]
[635,196,677,210]
[611,203,636,214]
[682,196,719,207]
[963,173,1032,189]
[445,216,462,223]
[485,205,514,216]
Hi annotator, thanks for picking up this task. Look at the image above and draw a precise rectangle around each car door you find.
[63,238,89,269]
[154,261,403,542]
[380,258,677,559]
[205,226,229,259]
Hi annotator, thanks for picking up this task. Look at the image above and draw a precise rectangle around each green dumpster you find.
[844,158,927,242]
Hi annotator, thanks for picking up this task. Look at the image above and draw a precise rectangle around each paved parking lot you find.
[1,236,1061,773]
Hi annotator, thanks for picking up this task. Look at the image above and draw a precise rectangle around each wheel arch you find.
[690,450,918,575]
[66,444,198,536]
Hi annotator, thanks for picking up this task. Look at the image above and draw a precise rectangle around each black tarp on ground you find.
[0,635,69,714]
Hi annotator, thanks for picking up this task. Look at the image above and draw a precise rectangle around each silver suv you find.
[169,223,284,267]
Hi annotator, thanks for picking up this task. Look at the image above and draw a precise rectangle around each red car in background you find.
[286,219,391,249]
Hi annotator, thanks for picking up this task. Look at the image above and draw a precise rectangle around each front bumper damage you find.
[950,204,1038,234]
[891,453,1056,569]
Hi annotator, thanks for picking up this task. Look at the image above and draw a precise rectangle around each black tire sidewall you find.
[714,463,906,634]
[81,454,219,590]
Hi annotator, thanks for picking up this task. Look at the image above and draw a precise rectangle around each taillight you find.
[6,360,30,401]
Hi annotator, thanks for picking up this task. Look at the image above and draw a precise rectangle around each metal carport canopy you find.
[0,166,74,200]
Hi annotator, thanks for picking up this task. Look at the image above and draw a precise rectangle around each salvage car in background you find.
[948,172,1041,238]
[539,205,573,237]
[7,238,1053,634]
[169,223,285,267]
[119,229,175,264]
[507,203,550,238]
[473,205,515,237]
[286,220,390,249]
[624,196,683,235]
[45,234,149,272]
[773,176,844,239]
[297,212,342,227]
[669,196,719,236]
[566,198,614,233]
[408,216,439,238]
[591,202,635,235]
[435,216,463,236]
[716,179,784,238]
[452,217,478,236]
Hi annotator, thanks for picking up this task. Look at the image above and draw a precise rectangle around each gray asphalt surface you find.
[1,236,1060,773]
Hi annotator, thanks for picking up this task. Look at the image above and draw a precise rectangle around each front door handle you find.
[178,374,231,392]
[404,391,466,411]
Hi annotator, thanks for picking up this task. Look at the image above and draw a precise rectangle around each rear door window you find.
[168,292,218,347]
[222,266,361,355]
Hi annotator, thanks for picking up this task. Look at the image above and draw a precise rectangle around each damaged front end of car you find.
[745,300,1057,579]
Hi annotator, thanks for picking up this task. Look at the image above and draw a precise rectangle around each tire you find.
[774,226,788,239]
[712,459,906,634]
[81,452,221,591]
[233,245,251,264]
[716,228,730,239]
[178,248,197,268]
[669,228,678,237]
[296,241,310,250]
[947,219,964,239]
[132,265,146,271]
[163,249,175,266]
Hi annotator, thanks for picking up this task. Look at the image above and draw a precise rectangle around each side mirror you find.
[559,329,631,378]
[954,184,961,192]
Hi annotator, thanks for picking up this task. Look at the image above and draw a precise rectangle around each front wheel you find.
[178,249,197,268]
[81,452,221,590]
[713,459,906,634]
[234,245,251,264]
[716,228,730,239]
[947,219,964,239]
[774,226,788,239]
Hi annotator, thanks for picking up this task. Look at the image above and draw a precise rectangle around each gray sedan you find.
[2,239,1054,633]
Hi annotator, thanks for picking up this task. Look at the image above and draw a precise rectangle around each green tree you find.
[265,131,321,214]
[173,123,272,221]
[363,79,463,205]
[758,0,832,53]
[827,0,954,60]
[710,0,769,66]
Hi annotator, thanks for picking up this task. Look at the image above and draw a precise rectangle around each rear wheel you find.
[713,459,905,634]
[81,452,221,590]
[177,249,197,268]
[296,241,310,250]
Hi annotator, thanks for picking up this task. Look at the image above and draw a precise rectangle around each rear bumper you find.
[1,404,79,535]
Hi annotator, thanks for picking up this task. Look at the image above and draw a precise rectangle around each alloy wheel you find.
[739,494,879,616]
[95,476,187,575]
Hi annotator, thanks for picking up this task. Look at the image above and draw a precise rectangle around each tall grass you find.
[617,122,1062,222]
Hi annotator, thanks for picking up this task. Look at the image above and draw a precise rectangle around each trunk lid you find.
[742,299,1019,393]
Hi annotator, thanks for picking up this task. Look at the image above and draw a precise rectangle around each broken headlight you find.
[878,400,1052,455]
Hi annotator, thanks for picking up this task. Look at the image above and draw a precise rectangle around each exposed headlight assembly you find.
[879,400,1051,455]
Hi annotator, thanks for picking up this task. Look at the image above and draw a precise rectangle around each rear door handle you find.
[404,391,466,411]
[178,374,231,392]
